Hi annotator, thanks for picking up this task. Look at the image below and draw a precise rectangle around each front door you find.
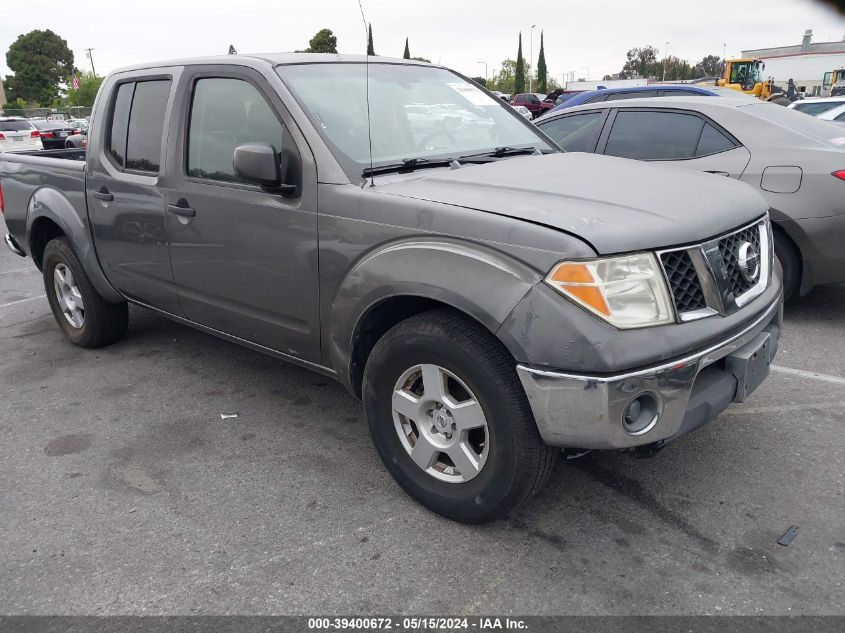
[87,73,181,314]
[164,68,321,363]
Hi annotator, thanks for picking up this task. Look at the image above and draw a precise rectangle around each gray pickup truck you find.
[0,54,783,522]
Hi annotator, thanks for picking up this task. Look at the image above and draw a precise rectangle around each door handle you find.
[705,170,730,177]
[167,202,196,218]
[91,187,113,202]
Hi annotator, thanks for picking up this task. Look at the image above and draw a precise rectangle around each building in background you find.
[564,78,648,91]
[743,30,845,96]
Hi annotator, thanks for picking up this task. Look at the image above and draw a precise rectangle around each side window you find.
[187,77,285,184]
[108,82,133,167]
[604,90,658,101]
[695,123,736,156]
[604,111,704,160]
[540,112,604,153]
[125,80,171,172]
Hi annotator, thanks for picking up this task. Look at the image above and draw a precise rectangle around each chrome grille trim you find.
[657,216,771,322]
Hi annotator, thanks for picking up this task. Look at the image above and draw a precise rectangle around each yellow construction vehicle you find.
[718,58,791,105]
[822,68,845,97]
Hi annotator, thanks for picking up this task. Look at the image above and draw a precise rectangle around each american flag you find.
[72,74,79,91]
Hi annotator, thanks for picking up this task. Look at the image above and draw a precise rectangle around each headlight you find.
[545,253,674,329]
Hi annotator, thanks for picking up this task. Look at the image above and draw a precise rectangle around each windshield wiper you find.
[362,157,457,178]
[457,146,543,161]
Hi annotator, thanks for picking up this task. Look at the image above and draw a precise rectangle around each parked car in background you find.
[535,96,845,299]
[68,119,90,135]
[817,103,845,125]
[0,54,782,522]
[512,93,553,118]
[555,92,583,106]
[0,117,43,152]
[64,133,87,149]
[512,104,533,120]
[30,120,77,150]
[787,96,845,116]
[545,84,719,115]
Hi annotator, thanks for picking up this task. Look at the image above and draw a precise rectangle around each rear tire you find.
[43,237,128,348]
[773,230,800,301]
[363,308,557,523]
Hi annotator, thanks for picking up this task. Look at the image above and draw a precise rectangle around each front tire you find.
[363,309,557,523]
[43,237,128,348]
[773,230,800,301]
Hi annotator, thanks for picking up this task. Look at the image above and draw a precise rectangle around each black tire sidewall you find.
[773,231,799,301]
[43,239,95,346]
[364,328,531,522]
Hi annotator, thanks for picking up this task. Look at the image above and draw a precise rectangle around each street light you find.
[529,25,536,93]
[662,41,670,81]
[477,61,488,83]
[580,66,590,81]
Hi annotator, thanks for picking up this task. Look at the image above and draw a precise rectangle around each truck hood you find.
[375,153,768,254]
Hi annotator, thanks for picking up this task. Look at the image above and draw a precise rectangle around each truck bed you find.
[0,148,88,259]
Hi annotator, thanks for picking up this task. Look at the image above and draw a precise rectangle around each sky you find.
[1,0,843,84]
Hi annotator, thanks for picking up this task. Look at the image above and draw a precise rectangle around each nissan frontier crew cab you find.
[0,54,783,523]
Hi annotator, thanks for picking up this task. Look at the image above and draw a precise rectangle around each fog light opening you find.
[622,393,659,435]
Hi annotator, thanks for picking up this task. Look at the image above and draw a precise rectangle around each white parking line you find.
[771,364,845,386]
[0,295,46,308]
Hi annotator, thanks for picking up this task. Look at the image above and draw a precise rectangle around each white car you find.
[512,105,533,120]
[817,103,845,125]
[0,117,43,152]
[787,96,845,117]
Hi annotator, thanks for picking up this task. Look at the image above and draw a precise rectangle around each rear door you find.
[87,69,182,314]
[597,108,751,178]
[163,65,321,363]
[537,110,609,153]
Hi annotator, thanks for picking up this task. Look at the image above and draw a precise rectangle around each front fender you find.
[28,187,122,302]
[328,237,543,388]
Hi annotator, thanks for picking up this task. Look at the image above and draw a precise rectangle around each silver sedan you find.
[535,96,845,299]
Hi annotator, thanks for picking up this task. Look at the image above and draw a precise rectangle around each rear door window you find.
[108,83,134,167]
[604,90,658,101]
[695,122,737,156]
[604,110,704,159]
[125,80,171,172]
[539,112,604,152]
[107,79,171,172]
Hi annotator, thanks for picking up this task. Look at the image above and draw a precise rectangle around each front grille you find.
[718,224,761,297]
[660,250,707,313]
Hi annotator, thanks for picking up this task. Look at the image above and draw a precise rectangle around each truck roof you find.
[110,53,433,74]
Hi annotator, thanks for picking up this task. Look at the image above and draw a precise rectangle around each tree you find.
[490,59,517,94]
[403,38,411,60]
[66,71,103,107]
[470,77,487,88]
[301,28,338,54]
[367,24,375,56]
[536,31,548,94]
[698,54,724,77]
[228,45,237,55]
[5,30,74,106]
[619,45,660,79]
[411,56,431,63]
[514,33,526,94]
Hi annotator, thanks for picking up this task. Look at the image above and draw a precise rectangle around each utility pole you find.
[529,25,536,92]
[662,42,670,81]
[477,61,487,83]
[85,48,96,76]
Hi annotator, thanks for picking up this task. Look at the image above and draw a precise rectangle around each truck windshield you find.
[278,63,554,180]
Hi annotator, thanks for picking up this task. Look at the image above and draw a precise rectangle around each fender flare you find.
[327,237,543,389]
[27,187,123,303]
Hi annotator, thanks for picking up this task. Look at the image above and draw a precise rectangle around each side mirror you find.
[233,142,299,196]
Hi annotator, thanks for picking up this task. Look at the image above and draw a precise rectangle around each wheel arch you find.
[27,188,123,302]
[328,238,543,397]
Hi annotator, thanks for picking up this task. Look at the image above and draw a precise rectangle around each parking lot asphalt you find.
[0,217,843,616]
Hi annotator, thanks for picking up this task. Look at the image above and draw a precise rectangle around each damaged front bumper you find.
[516,295,783,450]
